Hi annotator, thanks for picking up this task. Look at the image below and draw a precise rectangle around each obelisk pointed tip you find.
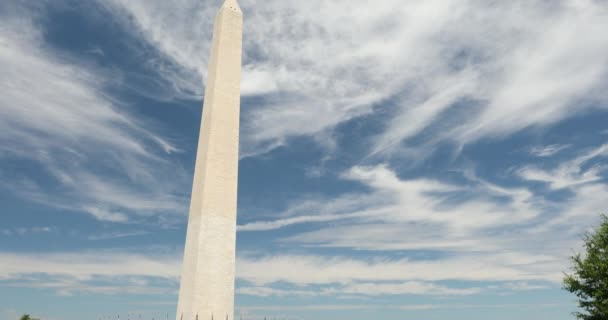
[222,0,242,13]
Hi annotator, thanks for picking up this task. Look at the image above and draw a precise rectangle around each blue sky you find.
[1,0,608,319]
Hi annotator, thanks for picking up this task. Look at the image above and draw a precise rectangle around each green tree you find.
[564,215,608,320]
[19,315,31,320]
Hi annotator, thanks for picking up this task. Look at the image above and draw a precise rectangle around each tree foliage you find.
[564,215,608,320]
[19,315,31,320]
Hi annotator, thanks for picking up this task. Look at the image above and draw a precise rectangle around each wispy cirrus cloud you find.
[105,0,608,158]
[0,251,180,282]
[529,144,571,157]
[240,164,542,236]
[516,144,608,230]
[518,144,608,189]
[0,249,554,299]
[1,1,606,317]
[87,230,150,241]
[0,251,180,296]
[0,227,54,237]
[237,302,565,314]
[236,251,563,286]
[237,281,481,297]
[0,2,187,223]
[235,144,608,295]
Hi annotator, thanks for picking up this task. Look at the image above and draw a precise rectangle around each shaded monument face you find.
[176,1,243,320]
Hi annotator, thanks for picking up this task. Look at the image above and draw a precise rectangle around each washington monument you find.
[176,0,243,319]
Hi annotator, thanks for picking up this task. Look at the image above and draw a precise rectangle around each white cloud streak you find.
[238,302,562,312]
[1,0,606,307]
[240,164,541,236]
[87,230,150,241]
[0,252,180,282]
[0,3,187,223]
[0,251,180,296]
[0,227,54,237]
[529,144,571,157]
[105,0,608,157]
[0,250,554,298]
[519,144,608,189]
[236,144,608,291]
[237,281,481,297]
[237,253,562,286]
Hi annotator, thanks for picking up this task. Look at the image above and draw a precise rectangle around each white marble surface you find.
[176,1,242,319]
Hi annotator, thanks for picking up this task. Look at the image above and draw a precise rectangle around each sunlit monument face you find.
[175,1,243,319]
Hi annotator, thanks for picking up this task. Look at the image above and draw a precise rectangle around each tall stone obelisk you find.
[176,1,242,319]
